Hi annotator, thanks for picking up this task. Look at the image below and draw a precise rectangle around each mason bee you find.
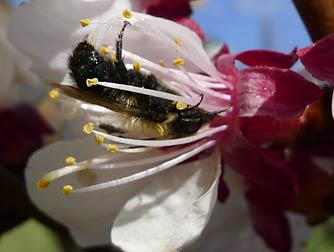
[53,21,218,138]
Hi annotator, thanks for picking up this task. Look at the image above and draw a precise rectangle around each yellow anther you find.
[122,9,132,19]
[133,61,141,72]
[107,144,119,152]
[176,101,188,110]
[100,46,110,55]
[80,18,91,27]
[155,123,165,136]
[36,178,51,190]
[48,89,59,99]
[173,58,185,66]
[62,185,73,196]
[95,134,105,144]
[175,37,183,46]
[158,60,166,67]
[88,39,94,46]
[86,78,99,87]
[65,156,76,165]
[111,52,118,63]
[83,123,94,134]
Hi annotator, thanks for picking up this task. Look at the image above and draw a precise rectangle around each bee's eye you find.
[175,118,203,135]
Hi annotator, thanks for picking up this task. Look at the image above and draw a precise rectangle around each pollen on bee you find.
[111,52,118,63]
[176,101,188,110]
[86,78,99,87]
[80,18,91,27]
[133,61,142,72]
[173,58,185,66]
[65,156,76,165]
[107,144,119,152]
[36,178,51,190]
[49,89,59,99]
[83,123,94,134]
[95,134,105,144]
[155,123,165,136]
[158,60,166,67]
[100,46,110,55]
[122,9,132,19]
[175,38,183,46]
[62,185,73,196]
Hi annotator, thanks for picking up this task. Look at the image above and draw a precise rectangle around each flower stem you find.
[293,0,334,42]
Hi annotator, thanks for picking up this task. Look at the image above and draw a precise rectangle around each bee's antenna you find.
[116,21,131,62]
[192,94,204,108]
[114,21,131,83]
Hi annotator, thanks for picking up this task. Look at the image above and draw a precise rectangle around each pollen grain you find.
[80,18,91,27]
[49,89,59,99]
[86,78,99,87]
[62,185,74,195]
[122,9,132,19]
[65,156,76,165]
[173,58,185,66]
[83,123,94,134]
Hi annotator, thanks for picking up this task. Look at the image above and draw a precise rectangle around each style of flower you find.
[8,1,324,251]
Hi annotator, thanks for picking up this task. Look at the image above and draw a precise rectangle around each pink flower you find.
[214,35,334,252]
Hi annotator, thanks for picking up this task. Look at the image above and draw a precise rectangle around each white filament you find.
[73,139,216,193]
[91,124,227,147]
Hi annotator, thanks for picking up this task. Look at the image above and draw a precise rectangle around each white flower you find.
[0,4,41,101]
[9,2,236,251]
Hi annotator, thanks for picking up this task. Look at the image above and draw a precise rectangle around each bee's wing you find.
[50,83,150,116]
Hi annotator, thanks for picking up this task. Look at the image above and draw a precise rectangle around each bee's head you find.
[68,41,106,90]
[173,109,217,136]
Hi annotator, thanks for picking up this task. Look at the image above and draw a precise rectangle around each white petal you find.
[111,147,221,252]
[7,0,141,81]
[0,33,15,99]
[25,137,164,247]
[91,12,218,76]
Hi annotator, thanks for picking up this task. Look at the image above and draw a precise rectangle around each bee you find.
[52,21,217,138]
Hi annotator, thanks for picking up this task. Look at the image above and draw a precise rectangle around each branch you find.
[293,0,334,42]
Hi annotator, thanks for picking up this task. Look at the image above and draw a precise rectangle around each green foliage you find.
[0,219,61,252]
[305,219,334,252]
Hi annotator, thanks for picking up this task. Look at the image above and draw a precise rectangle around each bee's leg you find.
[114,21,131,83]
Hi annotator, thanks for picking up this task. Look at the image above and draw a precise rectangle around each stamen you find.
[173,58,185,66]
[100,46,110,55]
[65,156,76,165]
[107,144,119,152]
[36,164,86,190]
[176,101,187,110]
[95,134,105,144]
[175,38,183,46]
[97,81,201,106]
[122,9,132,19]
[72,140,217,193]
[91,124,228,147]
[49,89,60,99]
[96,140,207,169]
[36,178,51,190]
[133,61,141,72]
[80,18,91,27]
[86,78,99,87]
[62,185,74,195]
[83,123,94,134]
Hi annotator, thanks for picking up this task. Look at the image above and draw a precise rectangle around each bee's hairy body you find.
[68,22,216,138]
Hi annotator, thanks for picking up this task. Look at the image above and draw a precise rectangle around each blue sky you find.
[8,0,311,53]
[193,0,311,53]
